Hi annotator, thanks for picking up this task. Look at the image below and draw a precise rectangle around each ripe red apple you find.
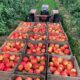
[10,54,16,61]
[15,76,23,80]
[25,77,32,80]
[18,64,24,71]
[62,59,68,66]
[61,71,68,76]
[50,66,56,73]
[34,78,40,80]
[0,54,4,61]
[49,62,54,66]
[54,70,60,75]
[23,57,28,62]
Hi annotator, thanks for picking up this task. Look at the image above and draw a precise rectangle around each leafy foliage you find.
[56,0,80,66]
[60,0,80,37]
[0,0,39,35]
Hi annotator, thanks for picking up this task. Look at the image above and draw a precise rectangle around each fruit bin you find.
[48,32,68,44]
[9,74,45,80]
[0,39,26,54]
[15,22,34,33]
[7,31,28,40]
[27,32,47,43]
[47,41,73,56]
[14,54,47,75]
[0,52,21,79]
[47,23,65,34]
[47,23,68,43]
[29,22,47,34]
[25,40,47,55]
[47,54,80,80]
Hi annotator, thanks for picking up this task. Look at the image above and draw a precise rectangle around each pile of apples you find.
[0,53,19,71]
[17,55,46,74]
[30,23,46,34]
[16,26,30,33]
[9,32,28,39]
[15,76,41,80]
[26,43,46,55]
[48,43,71,55]
[20,22,33,27]
[49,56,77,77]
[48,23,64,33]
[16,22,33,33]
[48,33,67,42]
[1,41,25,53]
[29,34,46,41]
[48,23,67,42]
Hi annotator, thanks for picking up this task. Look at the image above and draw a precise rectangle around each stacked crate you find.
[0,22,80,80]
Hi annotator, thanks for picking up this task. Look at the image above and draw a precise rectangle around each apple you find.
[15,76,23,80]
[49,66,56,73]
[0,54,4,61]
[34,78,40,80]
[18,64,24,71]
[25,77,32,80]
[70,68,77,77]
[54,70,60,75]
[10,54,16,61]
[61,71,68,76]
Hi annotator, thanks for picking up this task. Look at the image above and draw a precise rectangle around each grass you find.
[33,0,58,13]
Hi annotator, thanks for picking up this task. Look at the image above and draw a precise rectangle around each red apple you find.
[15,76,22,80]
[18,64,24,71]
